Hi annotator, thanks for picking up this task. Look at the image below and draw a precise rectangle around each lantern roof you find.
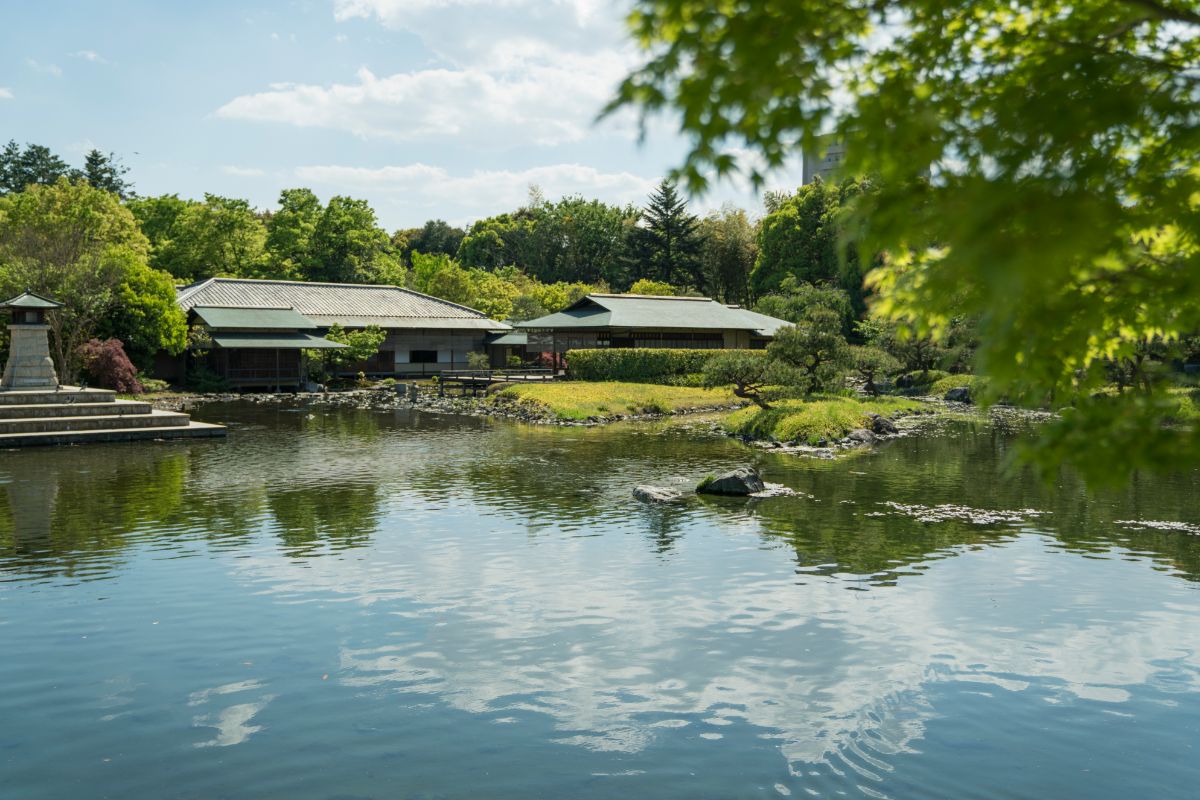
[1,291,63,310]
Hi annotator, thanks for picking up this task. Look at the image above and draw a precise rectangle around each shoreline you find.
[140,387,749,426]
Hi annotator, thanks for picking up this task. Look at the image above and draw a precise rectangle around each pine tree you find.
[82,149,134,199]
[631,179,705,291]
[0,141,73,194]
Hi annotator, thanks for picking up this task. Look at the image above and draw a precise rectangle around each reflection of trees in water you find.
[266,484,381,555]
[3,406,1198,584]
[0,448,189,580]
[747,420,1200,583]
[0,419,388,581]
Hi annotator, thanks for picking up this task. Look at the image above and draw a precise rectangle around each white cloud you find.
[26,58,62,77]
[221,165,267,177]
[215,0,635,146]
[295,161,656,220]
[218,49,628,146]
[70,49,106,63]
[0,88,12,100]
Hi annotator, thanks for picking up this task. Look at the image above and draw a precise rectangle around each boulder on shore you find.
[634,485,687,504]
[866,413,898,435]
[945,387,973,403]
[697,467,765,496]
[844,428,877,446]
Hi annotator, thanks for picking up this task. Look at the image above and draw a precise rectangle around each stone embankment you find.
[146,386,738,426]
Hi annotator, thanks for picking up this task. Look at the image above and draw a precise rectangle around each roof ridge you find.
[589,293,714,301]
[205,276,407,290]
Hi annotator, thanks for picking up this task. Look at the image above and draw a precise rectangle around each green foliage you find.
[611,0,1200,483]
[81,149,133,199]
[136,193,267,281]
[699,205,757,304]
[929,374,990,398]
[0,178,184,381]
[766,307,851,394]
[0,140,74,194]
[848,345,900,396]
[566,347,757,383]
[186,364,229,393]
[98,259,188,368]
[701,350,775,408]
[466,352,491,370]
[754,277,853,333]
[495,380,736,421]
[458,196,637,288]
[328,324,387,364]
[264,188,323,280]
[859,319,955,376]
[627,179,705,290]
[404,219,465,260]
[140,377,170,393]
[309,196,401,284]
[751,178,873,314]
[303,324,387,383]
[628,278,681,296]
[896,370,950,391]
[725,396,925,445]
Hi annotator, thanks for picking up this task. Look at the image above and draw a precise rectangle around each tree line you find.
[0,139,892,378]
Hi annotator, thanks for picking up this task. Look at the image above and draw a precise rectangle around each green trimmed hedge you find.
[566,348,758,383]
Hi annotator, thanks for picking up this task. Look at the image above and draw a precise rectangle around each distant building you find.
[162,278,509,388]
[516,294,791,361]
[802,137,847,185]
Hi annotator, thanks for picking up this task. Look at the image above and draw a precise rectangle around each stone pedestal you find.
[1,324,59,389]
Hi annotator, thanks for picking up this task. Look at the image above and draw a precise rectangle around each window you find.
[409,350,437,364]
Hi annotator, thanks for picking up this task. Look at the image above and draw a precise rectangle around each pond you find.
[2,402,1199,799]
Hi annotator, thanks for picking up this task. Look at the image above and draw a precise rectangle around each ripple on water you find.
[1,404,1199,800]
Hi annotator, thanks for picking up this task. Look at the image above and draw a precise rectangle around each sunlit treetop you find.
[611,0,1200,485]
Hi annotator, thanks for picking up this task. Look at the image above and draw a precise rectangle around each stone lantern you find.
[1,290,63,390]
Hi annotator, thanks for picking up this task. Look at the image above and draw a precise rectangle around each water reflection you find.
[1,402,1198,799]
[3,404,1200,585]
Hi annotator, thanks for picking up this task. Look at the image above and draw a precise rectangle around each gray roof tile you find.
[177,278,509,331]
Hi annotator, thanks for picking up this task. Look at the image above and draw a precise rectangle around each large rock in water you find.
[866,413,898,435]
[633,485,686,504]
[844,428,877,446]
[697,467,765,496]
[945,386,973,403]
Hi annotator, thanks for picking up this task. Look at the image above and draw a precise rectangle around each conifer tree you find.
[630,179,705,291]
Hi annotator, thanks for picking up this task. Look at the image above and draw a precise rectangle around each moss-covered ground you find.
[493,380,738,421]
[723,395,928,445]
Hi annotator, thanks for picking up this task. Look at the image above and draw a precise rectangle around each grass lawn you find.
[929,374,990,397]
[723,395,927,445]
[494,380,738,421]
[1168,386,1200,423]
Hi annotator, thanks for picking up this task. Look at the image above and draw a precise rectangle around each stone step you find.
[0,409,192,435]
[0,421,227,448]
[0,387,116,405]
[0,400,152,420]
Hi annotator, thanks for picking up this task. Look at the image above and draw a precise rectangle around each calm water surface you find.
[2,403,1199,799]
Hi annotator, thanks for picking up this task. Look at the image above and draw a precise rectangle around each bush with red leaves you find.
[77,338,144,394]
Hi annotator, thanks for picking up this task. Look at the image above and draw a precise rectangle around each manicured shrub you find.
[566,348,759,383]
[77,338,143,394]
[929,374,989,398]
[894,369,950,390]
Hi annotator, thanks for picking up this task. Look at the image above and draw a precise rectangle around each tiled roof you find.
[516,294,790,336]
[176,278,508,331]
[193,306,318,330]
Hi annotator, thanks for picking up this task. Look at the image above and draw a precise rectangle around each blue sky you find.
[1,0,803,230]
